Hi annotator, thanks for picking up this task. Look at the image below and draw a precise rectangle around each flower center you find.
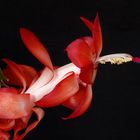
[97,53,133,65]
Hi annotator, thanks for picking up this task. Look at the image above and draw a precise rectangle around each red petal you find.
[13,107,44,140]
[20,28,53,70]
[13,113,32,139]
[82,36,96,54]
[93,14,102,57]
[66,38,94,68]
[3,59,27,93]
[0,87,18,94]
[3,66,21,87]
[35,72,79,107]
[79,64,98,84]
[4,64,37,88]
[0,130,10,140]
[80,14,102,57]
[25,66,54,96]
[63,85,92,119]
[0,89,33,119]
[18,65,37,87]
[80,16,94,31]
[0,119,15,131]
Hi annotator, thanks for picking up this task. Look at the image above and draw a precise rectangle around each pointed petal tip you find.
[62,85,93,120]
[20,27,31,38]
[13,107,44,140]
[20,27,26,33]
[19,27,53,69]
[80,16,93,32]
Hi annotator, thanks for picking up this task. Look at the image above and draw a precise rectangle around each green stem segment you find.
[0,68,8,87]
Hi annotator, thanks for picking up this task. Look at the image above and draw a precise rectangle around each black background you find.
[1,0,140,140]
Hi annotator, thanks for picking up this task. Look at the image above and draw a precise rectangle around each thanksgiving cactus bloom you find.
[19,25,95,120]
[19,14,139,120]
[1,14,140,140]
[62,14,140,118]
[16,14,103,120]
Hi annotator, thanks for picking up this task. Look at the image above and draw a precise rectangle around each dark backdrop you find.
[0,0,140,140]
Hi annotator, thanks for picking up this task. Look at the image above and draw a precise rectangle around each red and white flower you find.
[1,13,139,140]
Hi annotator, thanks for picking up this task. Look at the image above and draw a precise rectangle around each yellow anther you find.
[97,53,133,65]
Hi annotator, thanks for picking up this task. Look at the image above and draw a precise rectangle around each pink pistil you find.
[133,57,140,63]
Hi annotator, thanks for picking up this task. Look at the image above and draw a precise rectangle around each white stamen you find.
[97,53,133,65]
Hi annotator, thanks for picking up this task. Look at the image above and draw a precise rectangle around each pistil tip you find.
[133,57,140,63]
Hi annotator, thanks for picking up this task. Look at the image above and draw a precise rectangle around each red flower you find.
[18,14,103,120]
[1,13,137,140]
[0,59,45,140]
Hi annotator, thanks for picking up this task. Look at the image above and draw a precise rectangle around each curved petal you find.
[0,119,15,131]
[66,38,94,68]
[0,130,10,140]
[4,64,37,87]
[13,113,32,139]
[35,72,79,107]
[0,87,18,94]
[82,36,96,55]
[25,66,54,95]
[93,14,102,57]
[63,85,92,119]
[79,64,98,84]
[13,107,44,140]
[80,14,102,57]
[18,65,37,87]
[3,59,27,93]
[0,89,33,119]
[20,28,53,70]
[3,66,22,88]
[80,16,94,31]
